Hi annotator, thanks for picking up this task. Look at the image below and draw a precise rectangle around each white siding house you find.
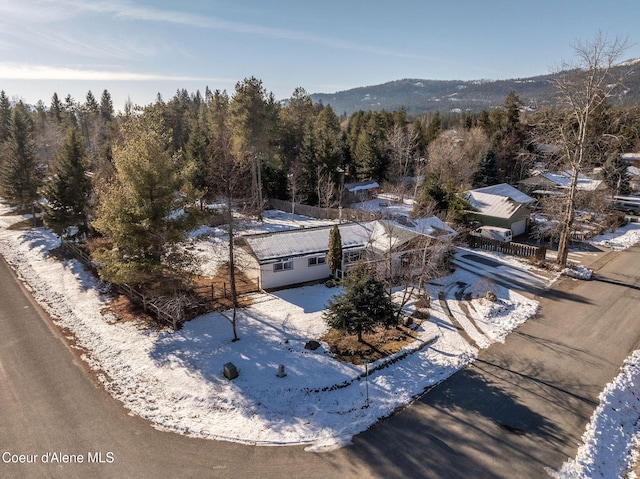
[243,223,373,290]
[243,218,456,290]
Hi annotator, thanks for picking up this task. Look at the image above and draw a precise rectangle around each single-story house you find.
[242,217,455,290]
[518,170,605,196]
[465,183,535,236]
[344,180,379,203]
[517,175,559,197]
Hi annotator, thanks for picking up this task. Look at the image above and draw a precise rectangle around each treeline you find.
[2,78,640,284]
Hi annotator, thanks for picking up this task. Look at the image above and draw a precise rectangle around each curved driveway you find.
[1,245,640,478]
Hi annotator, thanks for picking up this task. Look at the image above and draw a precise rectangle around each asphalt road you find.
[1,245,640,478]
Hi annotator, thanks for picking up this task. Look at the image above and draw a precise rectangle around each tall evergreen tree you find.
[50,93,63,123]
[85,90,99,113]
[183,122,211,209]
[100,90,114,123]
[280,87,314,169]
[353,112,391,182]
[92,110,191,284]
[327,224,342,278]
[40,128,92,239]
[228,77,278,218]
[472,149,501,188]
[0,102,43,215]
[0,90,11,143]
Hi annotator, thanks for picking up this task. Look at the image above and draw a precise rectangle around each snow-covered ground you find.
[1,201,640,476]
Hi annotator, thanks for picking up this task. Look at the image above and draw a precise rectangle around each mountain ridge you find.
[310,60,640,116]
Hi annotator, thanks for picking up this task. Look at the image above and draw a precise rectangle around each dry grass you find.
[190,265,256,310]
[101,294,158,328]
[322,320,423,365]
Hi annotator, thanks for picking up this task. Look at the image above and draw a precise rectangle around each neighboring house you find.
[242,217,455,290]
[628,165,640,193]
[622,153,640,167]
[465,183,535,236]
[344,180,379,203]
[517,175,559,197]
[518,170,604,196]
[540,171,604,191]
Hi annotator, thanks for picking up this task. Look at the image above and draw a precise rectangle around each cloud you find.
[0,63,222,82]
[58,0,427,61]
[0,0,429,64]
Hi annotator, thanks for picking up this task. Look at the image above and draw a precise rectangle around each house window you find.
[308,256,326,267]
[344,250,363,264]
[273,260,293,272]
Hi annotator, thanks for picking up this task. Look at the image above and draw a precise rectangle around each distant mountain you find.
[311,60,640,116]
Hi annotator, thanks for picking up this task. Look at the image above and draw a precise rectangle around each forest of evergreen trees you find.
[1,76,640,284]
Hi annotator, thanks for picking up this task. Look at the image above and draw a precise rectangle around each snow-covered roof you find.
[368,221,420,255]
[244,217,456,264]
[621,153,640,162]
[542,171,603,191]
[469,183,535,204]
[628,166,640,177]
[397,215,457,238]
[465,191,527,219]
[345,180,379,192]
[244,222,373,264]
[367,217,456,255]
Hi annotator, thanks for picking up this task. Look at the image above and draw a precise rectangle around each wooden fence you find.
[60,240,98,273]
[468,235,547,261]
[192,277,260,301]
[60,240,185,329]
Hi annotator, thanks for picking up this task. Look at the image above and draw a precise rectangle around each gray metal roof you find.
[469,183,534,204]
[466,191,525,220]
[244,222,374,264]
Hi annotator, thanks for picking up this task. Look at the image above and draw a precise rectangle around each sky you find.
[1,0,640,110]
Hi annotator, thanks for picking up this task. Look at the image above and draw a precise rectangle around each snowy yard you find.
[1,201,640,476]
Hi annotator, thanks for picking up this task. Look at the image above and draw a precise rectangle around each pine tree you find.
[424,111,442,144]
[323,261,397,342]
[280,87,314,168]
[183,122,210,208]
[92,110,191,285]
[353,112,392,182]
[0,90,11,143]
[228,77,279,218]
[314,105,343,174]
[327,224,342,277]
[100,90,114,123]
[40,128,92,239]
[85,91,99,113]
[472,149,501,188]
[0,102,43,214]
[50,93,63,123]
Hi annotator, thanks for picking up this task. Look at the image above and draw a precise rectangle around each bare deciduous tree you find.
[426,127,490,188]
[316,166,337,208]
[538,33,631,266]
